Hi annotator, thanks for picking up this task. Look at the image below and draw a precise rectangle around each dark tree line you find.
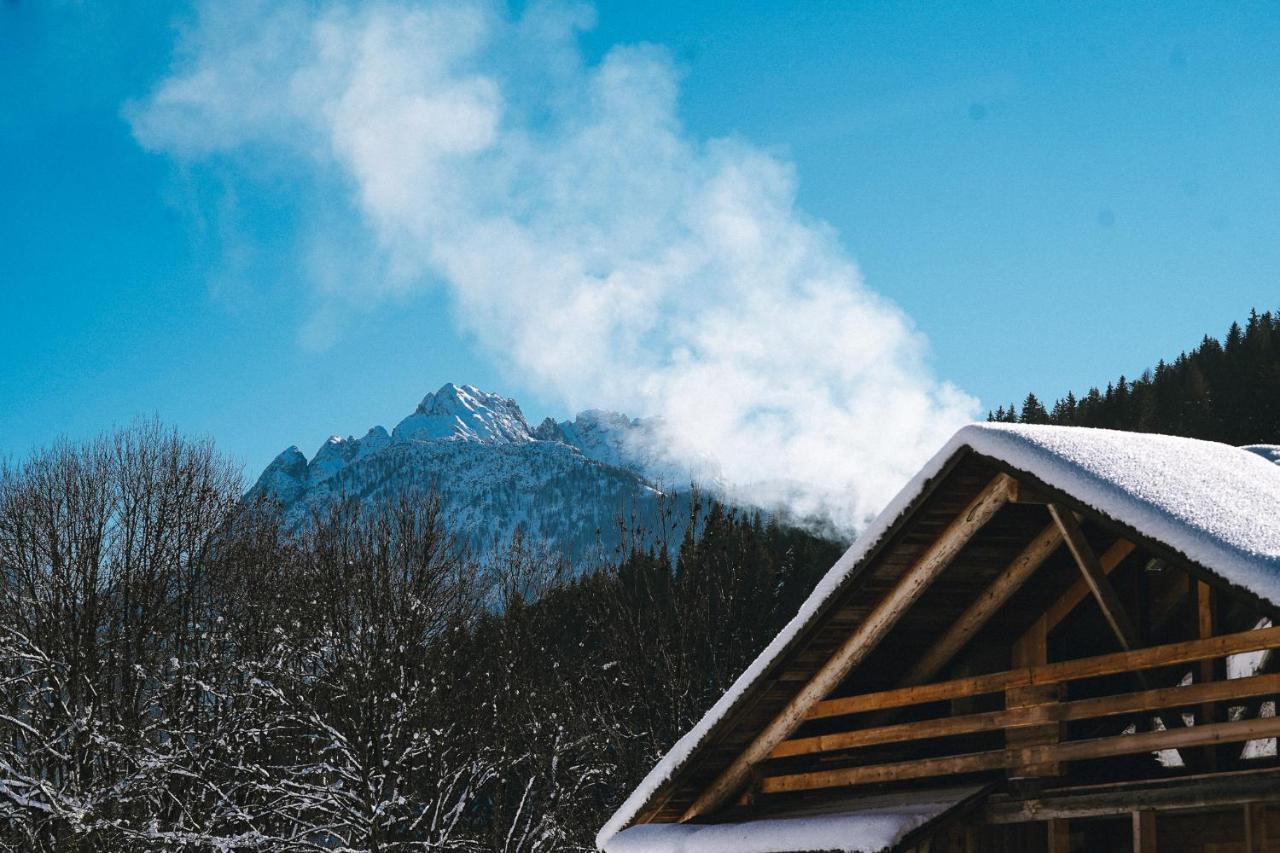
[989,308,1280,445]
[0,421,840,851]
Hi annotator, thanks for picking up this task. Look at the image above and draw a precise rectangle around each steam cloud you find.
[129,0,978,533]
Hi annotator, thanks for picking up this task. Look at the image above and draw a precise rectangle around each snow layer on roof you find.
[1243,445,1280,466]
[967,425,1280,602]
[597,424,1280,849]
[603,787,978,853]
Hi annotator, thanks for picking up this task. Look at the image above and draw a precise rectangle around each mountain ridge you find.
[250,383,698,557]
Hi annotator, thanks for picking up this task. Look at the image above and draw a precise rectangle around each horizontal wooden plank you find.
[1038,714,1280,766]
[762,715,1280,795]
[761,748,1007,793]
[774,672,1280,759]
[1061,671,1280,727]
[984,768,1280,823]
[808,624,1280,720]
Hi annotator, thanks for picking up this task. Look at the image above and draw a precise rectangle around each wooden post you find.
[1135,553,1151,645]
[1047,818,1070,853]
[1197,580,1215,678]
[1132,810,1157,853]
[1195,579,1223,769]
[1245,802,1267,853]
[1012,614,1048,669]
[1008,614,1062,777]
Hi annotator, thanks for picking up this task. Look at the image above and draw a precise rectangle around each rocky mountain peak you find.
[247,382,691,559]
[393,383,534,445]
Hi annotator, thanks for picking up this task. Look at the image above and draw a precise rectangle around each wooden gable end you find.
[631,448,1280,840]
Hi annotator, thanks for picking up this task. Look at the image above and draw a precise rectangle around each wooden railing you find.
[759,625,1280,796]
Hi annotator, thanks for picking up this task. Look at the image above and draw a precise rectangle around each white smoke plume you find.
[129,0,978,533]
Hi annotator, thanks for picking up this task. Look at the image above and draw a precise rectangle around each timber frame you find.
[609,439,1280,852]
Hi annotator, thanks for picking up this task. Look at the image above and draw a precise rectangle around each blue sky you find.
[4,1,1280,484]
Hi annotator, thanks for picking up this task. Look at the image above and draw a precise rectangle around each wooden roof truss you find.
[654,455,1280,830]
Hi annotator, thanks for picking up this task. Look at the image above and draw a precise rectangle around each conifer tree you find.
[1019,393,1049,424]
[1004,309,1280,444]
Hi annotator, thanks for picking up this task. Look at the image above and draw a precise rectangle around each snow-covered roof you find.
[1244,444,1280,466]
[969,425,1280,600]
[598,423,1280,849]
[603,786,983,853]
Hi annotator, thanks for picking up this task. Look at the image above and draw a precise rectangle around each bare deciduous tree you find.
[0,421,242,849]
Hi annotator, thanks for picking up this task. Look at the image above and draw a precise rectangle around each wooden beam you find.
[1195,579,1223,770]
[1197,581,1215,658]
[1008,611,1061,777]
[762,747,1008,793]
[771,671,1280,759]
[1028,715,1280,770]
[1051,505,1193,764]
[1048,818,1070,853]
[1050,504,1141,650]
[678,473,1017,822]
[1011,533,1133,691]
[1043,537,1137,632]
[1148,561,1193,637]
[1245,802,1268,853]
[1008,478,1052,504]
[985,768,1280,823]
[902,522,1063,688]
[759,715,1280,795]
[1013,612,1049,669]
[1058,672,1280,727]
[1132,810,1157,853]
[808,624,1280,720]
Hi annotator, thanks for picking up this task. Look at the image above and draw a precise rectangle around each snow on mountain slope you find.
[536,410,638,469]
[255,445,310,506]
[249,383,688,557]
[535,410,721,488]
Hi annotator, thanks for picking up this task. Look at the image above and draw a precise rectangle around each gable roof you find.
[597,423,1280,849]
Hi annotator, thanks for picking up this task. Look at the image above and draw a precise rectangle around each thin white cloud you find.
[129,0,978,532]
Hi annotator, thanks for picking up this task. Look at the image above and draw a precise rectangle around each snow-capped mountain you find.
[250,384,696,557]
[393,384,534,445]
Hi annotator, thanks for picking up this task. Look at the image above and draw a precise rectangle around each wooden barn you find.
[597,424,1280,853]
